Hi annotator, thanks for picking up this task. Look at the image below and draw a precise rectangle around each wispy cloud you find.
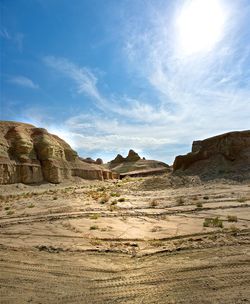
[122,1,250,131]
[44,55,172,123]
[9,76,39,89]
[0,27,24,52]
[0,28,11,39]
[39,1,250,163]
[44,56,108,109]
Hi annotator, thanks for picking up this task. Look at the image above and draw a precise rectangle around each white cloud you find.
[39,1,250,164]
[122,0,250,133]
[0,28,24,51]
[0,28,11,39]
[44,56,108,109]
[44,55,175,123]
[9,76,39,89]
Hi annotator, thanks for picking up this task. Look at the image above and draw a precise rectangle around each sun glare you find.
[176,0,227,55]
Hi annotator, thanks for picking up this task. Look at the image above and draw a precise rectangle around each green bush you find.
[227,215,238,222]
[237,197,247,203]
[110,192,120,197]
[89,214,100,220]
[118,197,125,202]
[203,216,223,228]
[90,225,99,230]
[6,210,15,216]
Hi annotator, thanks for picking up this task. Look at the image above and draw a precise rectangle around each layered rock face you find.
[108,150,170,177]
[173,130,250,180]
[0,121,117,184]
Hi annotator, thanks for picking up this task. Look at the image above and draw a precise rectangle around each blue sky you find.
[1,0,250,164]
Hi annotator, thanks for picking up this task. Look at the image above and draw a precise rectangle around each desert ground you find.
[0,175,250,303]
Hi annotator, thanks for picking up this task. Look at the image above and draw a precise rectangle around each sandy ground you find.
[0,175,250,303]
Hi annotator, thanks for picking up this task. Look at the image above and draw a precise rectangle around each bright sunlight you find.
[176,0,227,55]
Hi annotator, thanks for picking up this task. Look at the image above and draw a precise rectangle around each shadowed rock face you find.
[0,121,117,184]
[108,150,170,176]
[173,130,250,180]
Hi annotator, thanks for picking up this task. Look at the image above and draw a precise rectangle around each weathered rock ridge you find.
[108,150,170,177]
[173,130,250,180]
[0,121,118,184]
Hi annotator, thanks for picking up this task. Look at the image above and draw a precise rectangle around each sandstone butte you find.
[0,121,119,184]
[173,130,250,180]
[108,149,170,178]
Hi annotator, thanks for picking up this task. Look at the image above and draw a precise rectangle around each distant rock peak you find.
[110,150,141,165]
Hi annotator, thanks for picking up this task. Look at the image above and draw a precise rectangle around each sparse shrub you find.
[90,239,102,245]
[28,203,35,208]
[6,210,14,216]
[90,225,99,230]
[109,205,117,211]
[110,192,120,197]
[53,196,58,200]
[230,225,240,235]
[203,196,209,200]
[98,193,110,204]
[97,187,106,192]
[151,226,162,232]
[196,202,203,208]
[111,200,117,205]
[176,197,185,206]
[89,214,100,220]
[203,216,223,228]
[237,197,247,203]
[122,177,132,182]
[150,199,158,207]
[227,215,238,222]
[149,240,164,247]
[4,206,10,210]
[118,197,125,202]
[192,196,198,201]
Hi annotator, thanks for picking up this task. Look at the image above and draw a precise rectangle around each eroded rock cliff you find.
[0,121,118,184]
[173,130,250,180]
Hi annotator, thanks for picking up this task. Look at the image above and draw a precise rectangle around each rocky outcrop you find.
[0,121,118,184]
[108,150,170,177]
[96,158,103,165]
[126,150,141,162]
[109,150,141,167]
[173,130,250,180]
[109,154,125,166]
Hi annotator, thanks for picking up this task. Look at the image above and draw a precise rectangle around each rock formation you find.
[126,149,141,162]
[96,158,103,165]
[0,121,118,184]
[108,150,170,177]
[173,130,250,180]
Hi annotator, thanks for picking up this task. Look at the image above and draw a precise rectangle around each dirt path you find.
[0,178,250,303]
[0,244,249,304]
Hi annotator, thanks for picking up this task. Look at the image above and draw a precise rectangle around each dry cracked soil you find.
[0,175,250,303]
